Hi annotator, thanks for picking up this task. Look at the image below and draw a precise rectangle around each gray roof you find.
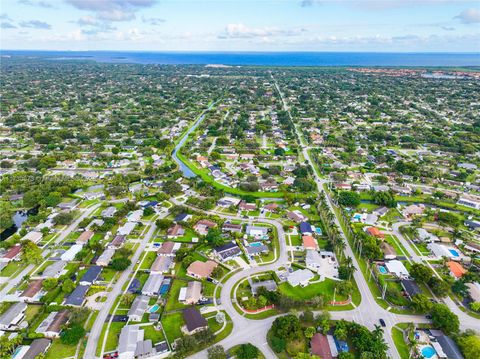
[42,260,66,278]
[435,334,464,359]
[0,302,27,326]
[135,339,154,357]
[246,244,269,255]
[251,280,277,294]
[118,325,143,355]
[287,269,314,287]
[142,273,164,295]
[22,339,51,359]
[80,266,102,284]
[128,295,149,320]
[65,285,89,306]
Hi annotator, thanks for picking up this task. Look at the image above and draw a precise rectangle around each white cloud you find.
[19,20,51,29]
[454,8,480,24]
[219,23,306,39]
[65,0,156,22]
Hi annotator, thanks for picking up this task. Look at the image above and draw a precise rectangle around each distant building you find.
[179,281,202,305]
[287,269,314,287]
[96,248,115,266]
[150,256,173,274]
[141,273,164,296]
[79,266,102,285]
[245,226,269,238]
[65,285,89,307]
[214,241,242,261]
[40,261,66,278]
[36,311,69,338]
[101,206,117,218]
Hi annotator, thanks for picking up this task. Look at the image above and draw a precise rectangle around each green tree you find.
[410,294,433,313]
[42,278,58,291]
[111,257,131,271]
[338,191,361,207]
[21,240,42,264]
[430,303,459,334]
[304,326,316,339]
[409,263,433,283]
[207,345,226,359]
[235,344,259,359]
[60,324,85,345]
[457,332,480,359]
[62,279,75,294]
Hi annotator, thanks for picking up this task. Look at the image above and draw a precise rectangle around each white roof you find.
[22,231,43,243]
[118,325,144,358]
[60,244,83,261]
[385,260,409,277]
[287,269,314,287]
[127,210,143,222]
[118,222,136,236]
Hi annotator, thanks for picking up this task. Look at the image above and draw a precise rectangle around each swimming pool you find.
[149,304,160,313]
[353,214,362,220]
[378,265,388,274]
[449,249,460,257]
[421,345,436,358]
[250,242,263,247]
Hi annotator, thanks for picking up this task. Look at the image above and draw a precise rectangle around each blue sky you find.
[1,0,479,51]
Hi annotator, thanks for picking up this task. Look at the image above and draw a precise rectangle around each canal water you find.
[0,207,38,241]
[172,103,215,178]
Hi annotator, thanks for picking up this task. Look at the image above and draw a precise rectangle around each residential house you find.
[79,266,102,285]
[101,206,117,218]
[299,222,313,236]
[157,241,178,257]
[246,225,269,238]
[61,244,83,261]
[166,224,185,239]
[150,256,173,274]
[0,302,27,330]
[302,236,319,251]
[193,219,217,235]
[179,281,202,305]
[310,333,333,359]
[96,249,115,267]
[20,280,44,303]
[141,273,164,296]
[127,210,143,222]
[117,222,136,236]
[76,230,94,245]
[127,295,149,322]
[174,213,192,222]
[118,325,156,359]
[40,260,66,278]
[366,227,384,239]
[239,201,256,211]
[401,279,422,299]
[1,245,22,263]
[214,242,242,261]
[22,231,43,244]
[447,261,467,279]
[287,211,307,223]
[36,310,69,338]
[381,242,396,260]
[385,260,409,278]
[187,260,218,279]
[246,244,269,257]
[182,307,208,335]
[222,222,243,233]
[287,269,314,287]
[402,204,426,219]
[22,339,51,359]
[250,280,277,295]
[109,234,126,249]
[65,285,89,307]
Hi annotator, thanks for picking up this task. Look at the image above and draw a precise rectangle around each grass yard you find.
[278,278,346,302]
[45,340,76,359]
[140,251,158,270]
[161,312,184,343]
[143,324,165,344]
[165,279,188,312]
[392,327,410,359]
[0,261,26,277]
[104,322,125,352]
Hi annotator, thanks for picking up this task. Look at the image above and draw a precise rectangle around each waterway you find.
[172,102,216,178]
[0,206,38,241]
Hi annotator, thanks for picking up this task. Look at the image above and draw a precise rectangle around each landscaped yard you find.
[278,278,346,301]
[161,312,184,343]
[392,326,410,359]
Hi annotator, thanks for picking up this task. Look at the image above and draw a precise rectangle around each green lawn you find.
[0,261,26,277]
[165,279,188,312]
[143,324,165,344]
[104,322,125,352]
[45,340,76,359]
[278,278,346,301]
[392,327,410,359]
[161,312,184,343]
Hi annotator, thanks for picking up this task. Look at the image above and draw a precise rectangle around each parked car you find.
[379,319,386,327]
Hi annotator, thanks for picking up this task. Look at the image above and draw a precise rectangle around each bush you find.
[111,257,131,271]
[270,336,286,353]
[60,324,85,345]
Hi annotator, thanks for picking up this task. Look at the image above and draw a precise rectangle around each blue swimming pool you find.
[449,249,459,257]
[421,345,436,358]
[378,265,388,274]
[353,214,362,220]
[250,242,263,247]
[149,304,160,313]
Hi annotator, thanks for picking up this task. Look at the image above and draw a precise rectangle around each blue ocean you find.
[1,50,479,67]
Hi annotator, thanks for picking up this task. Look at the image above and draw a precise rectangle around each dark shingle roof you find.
[182,307,207,332]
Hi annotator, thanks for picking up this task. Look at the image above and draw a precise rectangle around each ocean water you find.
[1,50,479,67]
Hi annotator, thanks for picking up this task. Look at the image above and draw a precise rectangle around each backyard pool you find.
[250,242,263,247]
[149,304,160,313]
[449,249,460,257]
[421,345,436,359]
[378,265,388,274]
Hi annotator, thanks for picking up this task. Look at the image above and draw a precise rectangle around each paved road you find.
[0,203,101,300]
[84,218,158,359]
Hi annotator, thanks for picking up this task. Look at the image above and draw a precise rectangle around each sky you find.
[0,0,479,52]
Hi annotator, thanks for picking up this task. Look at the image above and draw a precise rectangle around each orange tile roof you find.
[302,235,317,249]
[447,261,467,278]
[367,227,384,238]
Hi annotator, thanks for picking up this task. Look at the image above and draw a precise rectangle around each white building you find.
[385,260,409,278]
[287,269,314,287]
[60,244,84,261]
